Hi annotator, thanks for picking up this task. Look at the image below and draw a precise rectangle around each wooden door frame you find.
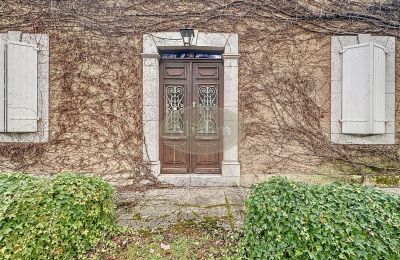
[142,31,240,186]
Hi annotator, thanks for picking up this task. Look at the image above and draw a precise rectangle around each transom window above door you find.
[160,50,222,59]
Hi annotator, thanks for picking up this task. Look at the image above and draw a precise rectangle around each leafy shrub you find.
[0,173,116,259]
[239,177,400,259]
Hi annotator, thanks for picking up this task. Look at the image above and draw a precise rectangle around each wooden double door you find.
[160,59,223,174]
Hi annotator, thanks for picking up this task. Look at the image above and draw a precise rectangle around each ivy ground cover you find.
[0,173,116,259]
[239,177,400,259]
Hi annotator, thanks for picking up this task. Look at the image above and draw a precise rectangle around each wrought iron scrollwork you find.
[197,85,218,134]
[165,85,185,133]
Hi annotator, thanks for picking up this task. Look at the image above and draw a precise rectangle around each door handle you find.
[191,124,198,135]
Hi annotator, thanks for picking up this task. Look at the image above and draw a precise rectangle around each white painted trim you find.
[142,32,240,186]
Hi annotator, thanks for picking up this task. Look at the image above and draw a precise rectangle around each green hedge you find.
[0,173,116,259]
[239,177,400,259]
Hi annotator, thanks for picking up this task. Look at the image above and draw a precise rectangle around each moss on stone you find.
[131,212,142,221]
[373,176,400,187]
[317,157,400,177]
[312,158,400,187]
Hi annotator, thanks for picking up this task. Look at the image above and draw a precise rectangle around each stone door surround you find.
[142,32,240,186]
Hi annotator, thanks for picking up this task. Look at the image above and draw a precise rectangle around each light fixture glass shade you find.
[180,27,194,46]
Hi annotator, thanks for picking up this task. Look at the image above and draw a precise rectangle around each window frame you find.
[330,35,395,144]
[0,31,49,143]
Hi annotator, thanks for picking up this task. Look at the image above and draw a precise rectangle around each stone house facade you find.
[0,0,399,187]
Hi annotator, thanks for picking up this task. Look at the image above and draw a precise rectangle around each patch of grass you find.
[90,218,237,259]
[171,237,191,259]
[122,234,165,259]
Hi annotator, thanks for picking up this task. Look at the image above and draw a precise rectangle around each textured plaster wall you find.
[0,1,399,186]
[239,33,332,175]
[240,33,400,179]
[0,31,144,185]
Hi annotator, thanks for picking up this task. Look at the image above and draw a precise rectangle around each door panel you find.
[195,66,219,79]
[163,142,187,164]
[193,142,220,174]
[160,62,190,173]
[162,141,188,174]
[160,60,223,174]
[164,66,187,79]
[191,63,223,174]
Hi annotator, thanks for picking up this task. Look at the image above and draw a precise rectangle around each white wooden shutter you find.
[342,43,371,134]
[372,44,386,134]
[341,43,386,135]
[6,41,38,132]
[0,40,5,132]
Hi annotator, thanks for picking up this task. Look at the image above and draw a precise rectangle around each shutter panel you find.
[0,40,5,132]
[342,43,372,134]
[341,42,386,135]
[372,44,386,134]
[6,41,38,132]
